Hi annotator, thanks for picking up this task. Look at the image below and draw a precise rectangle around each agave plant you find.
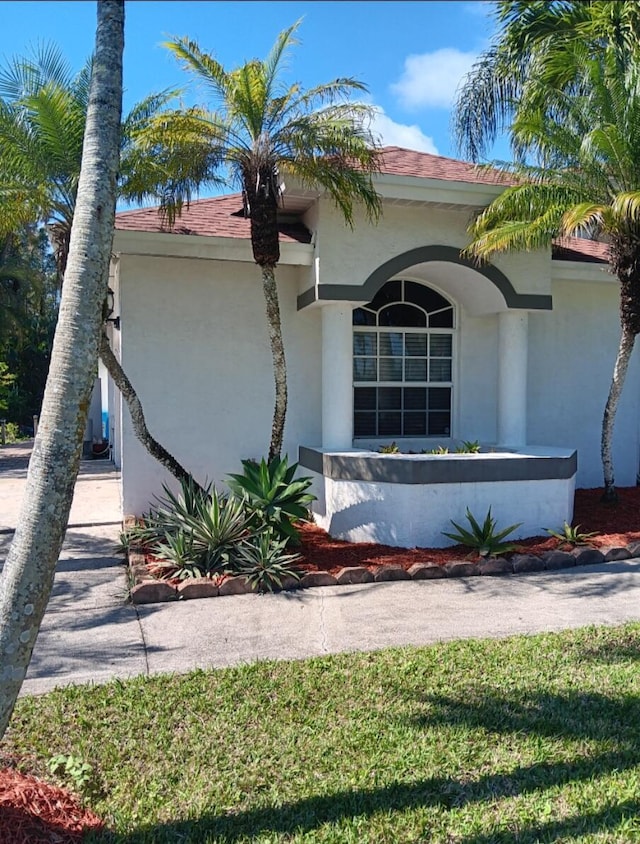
[227,456,315,544]
[234,531,302,592]
[182,490,254,571]
[443,508,522,558]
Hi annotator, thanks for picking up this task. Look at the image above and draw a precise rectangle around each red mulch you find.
[0,765,104,844]
[295,486,640,575]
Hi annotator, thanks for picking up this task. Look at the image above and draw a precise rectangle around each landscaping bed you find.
[128,486,640,603]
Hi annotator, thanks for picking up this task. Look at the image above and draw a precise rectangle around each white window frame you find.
[353,279,456,442]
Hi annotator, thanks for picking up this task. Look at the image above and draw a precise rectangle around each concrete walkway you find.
[2,441,640,696]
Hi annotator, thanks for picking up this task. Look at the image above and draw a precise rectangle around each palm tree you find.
[0,0,124,739]
[460,44,640,501]
[0,43,197,484]
[146,21,381,460]
[454,0,640,163]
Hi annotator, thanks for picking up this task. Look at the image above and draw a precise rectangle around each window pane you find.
[353,332,377,356]
[428,387,451,411]
[428,412,451,436]
[379,358,402,381]
[404,413,427,435]
[379,304,426,327]
[405,333,427,356]
[354,387,376,410]
[405,358,428,381]
[404,281,450,314]
[404,387,427,409]
[430,335,452,357]
[429,308,454,328]
[368,280,401,312]
[354,412,377,437]
[379,332,403,356]
[354,358,377,381]
[352,307,376,326]
[379,387,401,409]
[429,360,452,382]
[379,412,402,435]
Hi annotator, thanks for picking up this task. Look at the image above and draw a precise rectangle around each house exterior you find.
[107,146,637,540]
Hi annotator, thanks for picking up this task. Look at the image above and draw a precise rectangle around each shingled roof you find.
[114,147,611,265]
[115,193,312,243]
[552,236,609,264]
[377,146,510,184]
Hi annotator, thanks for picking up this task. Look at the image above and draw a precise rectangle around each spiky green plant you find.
[234,531,302,592]
[227,455,315,544]
[443,507,522,557]
[545,521,598,546]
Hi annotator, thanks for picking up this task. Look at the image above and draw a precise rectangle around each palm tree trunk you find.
[262,266,287,460]
[601,326,635,502]
[99,331,197,487]
[0,0,124,740]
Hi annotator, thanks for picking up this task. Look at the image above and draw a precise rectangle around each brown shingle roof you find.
[377,146,510,184]
[552,236,609,264]
[115,193,312,243]
[113,148,610,268]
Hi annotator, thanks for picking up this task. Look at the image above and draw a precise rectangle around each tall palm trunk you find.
[99,331,198,487]
[246,167,287,461]
[261,265,287,461]
[0,0,124,739]
[602,240,640,501]
[601,326,635,501]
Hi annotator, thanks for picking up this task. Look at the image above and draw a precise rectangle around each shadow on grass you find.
[94,689,640,843]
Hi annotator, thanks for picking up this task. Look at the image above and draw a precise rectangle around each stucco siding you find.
[528,277,640,487]
[310,200,551,300]
[118,254,321,513]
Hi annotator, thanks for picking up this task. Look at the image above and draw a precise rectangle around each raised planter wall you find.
[299,446,577,549]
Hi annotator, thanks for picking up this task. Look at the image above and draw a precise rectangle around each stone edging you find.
[126,531,640,605]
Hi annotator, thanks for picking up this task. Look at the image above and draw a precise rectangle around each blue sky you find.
[0,0,501,159]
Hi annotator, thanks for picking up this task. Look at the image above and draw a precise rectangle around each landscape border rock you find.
[124,516,639,605]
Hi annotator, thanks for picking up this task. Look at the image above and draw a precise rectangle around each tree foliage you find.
[139,21,382,458]
[455,1,640,499]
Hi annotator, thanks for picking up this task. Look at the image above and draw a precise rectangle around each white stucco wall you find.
[528,275,640,488]
[307,199,551,299]
[118,254,321,514]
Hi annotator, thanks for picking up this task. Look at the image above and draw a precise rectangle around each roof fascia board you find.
[375,173,506,207]
[113,229,313,266]
[551,260,612,283]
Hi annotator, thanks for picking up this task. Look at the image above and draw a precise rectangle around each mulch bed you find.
[0,763,104,844]
[294,486,640,575]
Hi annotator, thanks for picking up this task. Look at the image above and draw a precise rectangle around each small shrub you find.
[443,507,522,557]
[545,521,597,546]
[455,439,481,453]
[424,445,450,455]
[227,455,315,545]
[234,530,302,592]
[379,442,400,454]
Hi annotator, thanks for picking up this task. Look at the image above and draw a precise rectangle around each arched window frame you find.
[352,279,456,440]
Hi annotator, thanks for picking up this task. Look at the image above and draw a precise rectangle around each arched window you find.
[352,280,454,438]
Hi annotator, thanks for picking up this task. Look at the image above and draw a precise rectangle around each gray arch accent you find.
[297,245,553,311]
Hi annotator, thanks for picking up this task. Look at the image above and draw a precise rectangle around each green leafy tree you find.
[146,21,381,459]
[0,42,195,483]
[455,2,640,501]
[0,228,58,426]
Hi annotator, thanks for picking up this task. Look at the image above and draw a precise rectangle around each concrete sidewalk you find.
[2,441,640,696]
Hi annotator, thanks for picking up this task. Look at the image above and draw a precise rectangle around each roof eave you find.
[374,172,507,208]
[113,229,314,267]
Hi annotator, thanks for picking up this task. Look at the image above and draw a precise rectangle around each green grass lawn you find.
[6,624,640,843]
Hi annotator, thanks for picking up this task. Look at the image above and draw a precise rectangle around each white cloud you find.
[390,48,478,110]
[370,107,438,154]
